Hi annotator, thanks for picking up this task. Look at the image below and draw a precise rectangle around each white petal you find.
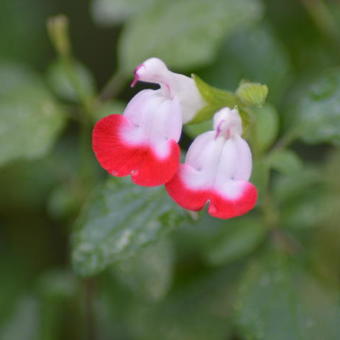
[213,107,243,137]
[120,89,182,159]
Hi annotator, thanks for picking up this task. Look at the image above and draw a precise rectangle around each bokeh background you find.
[1,0,340,339]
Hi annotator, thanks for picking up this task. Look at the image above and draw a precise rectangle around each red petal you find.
[165,168,209,211]
[166,167,257,219]
[208,183,258,219]
[92,114,180,186]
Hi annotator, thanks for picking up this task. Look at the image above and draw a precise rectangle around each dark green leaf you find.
[72,179,187,276]
[113,238,174,301]
[292,68,340,145]
[204,217,266,266]
[235,249,340,340]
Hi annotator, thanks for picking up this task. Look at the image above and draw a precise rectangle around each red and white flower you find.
[92,58,203,186]
[166,107,257,219]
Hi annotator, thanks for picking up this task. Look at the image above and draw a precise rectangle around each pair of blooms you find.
[92,58,257,219]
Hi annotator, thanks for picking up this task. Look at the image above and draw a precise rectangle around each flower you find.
[166,107,257,219]
[93,58,204,186]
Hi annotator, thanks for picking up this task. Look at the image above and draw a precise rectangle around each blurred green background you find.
[1,0,340,339]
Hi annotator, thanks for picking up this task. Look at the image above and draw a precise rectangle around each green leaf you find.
[253,104,279,153]
[0,296,39,340]
[92,100,126,121]
[91,0,157,25]
[236,81,268,106]
[251,160,270,205]
[235,249,340,340]
[200,24,292,103]
[47,60,95,102]
[119,0,263,72]
[266,149,303,174]
[72,179,187,276]
[292,68,340,145]
[127,267,237,340]
[113,238,174,301]
[204,217,266,266]
[189,75,239,124]
[0,72,66,166]
[184,120,212,138]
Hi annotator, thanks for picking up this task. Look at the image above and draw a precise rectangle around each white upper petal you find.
[120,89,182,159]
[133,58,205,123]
[182,132,252,194]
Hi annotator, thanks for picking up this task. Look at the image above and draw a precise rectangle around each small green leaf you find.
[47,60,95,102]
[0,65,66,166]
[204,217,266,266]
[189,74,238,124]
[236,81,268,106]
[235,249,340,340]
[266,149,303,174]
[71,179,187,276]
[113,238,174,301]
[253,104,279,152]
[119,0,263,72]
[92,100,126,121]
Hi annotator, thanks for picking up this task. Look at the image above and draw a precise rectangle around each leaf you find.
[292,68,340,145]
[71,179,187,276]
[200,24,292,103]
[266,149,303,174]
[0,65,66,166]
[253,104,279,153]
[119,0,263,72]
[203,217,266,266]
[235,249,340,340]
[0,296,39,340]
[236,81,268,107]
[47,60,95,102]
[113,238,174,301]
[127,267,238,340]
[91,100,126,121]
[184,120,212,138]
[189,75,239,124]
[91,0,157,25]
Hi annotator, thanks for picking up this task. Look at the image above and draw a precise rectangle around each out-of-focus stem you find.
[99,70,128,101]
[300,0,340,53]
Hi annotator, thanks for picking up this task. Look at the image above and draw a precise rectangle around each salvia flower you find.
[166,107,257,219]
[92,58,204,186]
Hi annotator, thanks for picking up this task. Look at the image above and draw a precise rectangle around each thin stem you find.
[99,70,128,101]
[300,0,340,54]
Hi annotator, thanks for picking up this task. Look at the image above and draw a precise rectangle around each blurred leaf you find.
[184,120,211,138]
[292,68,340,145]
[251,160,270,205]
[92,100,126,121]
[91,0,157,25]
[72,179,187,276]
[119,0,263,72]
[0,296,39,340]
[273,168,329,230]
[113,238,174,301]
[47,60,95,102]
[204,217,266,266]
[128,267,238,340]
[201,23,291,103]
[236,81,268,107]
[235,249,340,340]
[253,104,279,153]
[0,64,66,166]
[266,149,303,174]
